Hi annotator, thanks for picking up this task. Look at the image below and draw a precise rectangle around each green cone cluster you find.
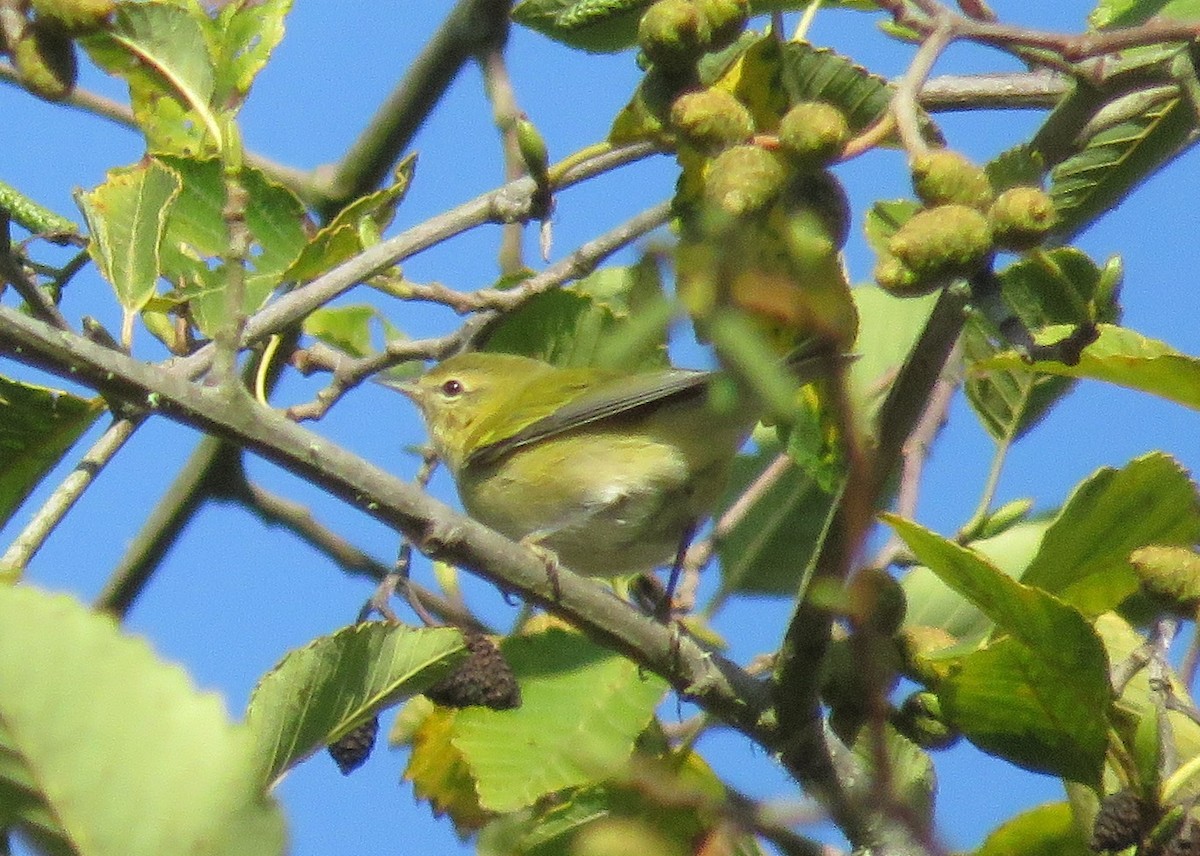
[875,148,1060,297]
[637,0,748,76]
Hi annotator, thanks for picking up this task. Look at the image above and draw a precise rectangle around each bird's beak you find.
[375,375,423,406]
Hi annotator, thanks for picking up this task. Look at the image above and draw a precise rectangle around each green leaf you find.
[244,622,464,784]
[0,377,103,531]
[901,518,1051,644]
[210,0,293,103]
[965,249,1122,441]
[717,440,841,597]
[512,0,649,53]
[302,304,402,360]
[1090,0,1200,29]
[845,283,940,429]
[779,40,917,137]
[974,802,1092,856]
[155,155,308,337]
[863,199,920,256]
[885,516,1102,667]
[1048,76,1197,240]
[76,159,182,316]
[81,2,221,154]
[938,636,1108,786]
[479,260,670,370]
[0,584,286,856]
[983,324,1200,412]
[886,520,1109,787]
[986,145,1047,191]
[284,155,416,283]
[1020,452,1200,614]
[452,629,668,812]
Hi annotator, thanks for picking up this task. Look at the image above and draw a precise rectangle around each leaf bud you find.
[887,203,993,283]
[777,101,850,169]
[31,0,114,34]
[988,185,1058,250]
[638,0,706,74]
[12,22,77,101]
[703,143,788,217]
[891,691,960,750]
[911,149,995,210]
[669,87,754,153]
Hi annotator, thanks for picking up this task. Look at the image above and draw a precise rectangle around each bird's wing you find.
[466,369,709,469]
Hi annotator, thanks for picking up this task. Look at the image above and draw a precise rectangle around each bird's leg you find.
[518,532,564,601]
[660,519,700,623]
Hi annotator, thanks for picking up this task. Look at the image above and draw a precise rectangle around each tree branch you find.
[0,303,775,745]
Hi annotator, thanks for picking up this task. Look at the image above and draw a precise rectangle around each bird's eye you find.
[440,378,464,397]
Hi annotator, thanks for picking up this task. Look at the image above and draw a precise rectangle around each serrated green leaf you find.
[452,629,668,812]
[0,377,103,532]
[211,0,292,103]
[901,518,1051,644]
[964,248,1121,441]
[983,323,1200,412]
[155,155,308,337]
[986,145,1047,191]
[885,517,1109,786]
[513,0,649,52]
[76,159,182,315]
[1048,81,1196,240]
[938,637,1108,786]
[479,261,669,370]
[284,155,416,283]
[244,622,464,784]
[0,584,286,856]
[1020,452,1200,615]
[974,801,1092,856]
[81,2,221,154]
[779,39,910,136]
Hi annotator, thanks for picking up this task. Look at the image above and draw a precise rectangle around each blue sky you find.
[3,3,1199,854]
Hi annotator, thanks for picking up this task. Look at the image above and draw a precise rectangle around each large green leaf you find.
[209,0,293,104]
[973,802,1091,856]
[964,249,1122,441]
[76,159,182,318]
[155,155,308,337]
[1047,67,1199,240]
[901,517,1051,644]
[1091,0,1200,28]
[1020,452,1200,615]
[0,377,104,533]
[885,516,1110,786]
[478,260,670,371]
[0,584,286,856]
[82,2,221,154]
[452,629,668,812]
[244,622,464,785]
[984,324,1200,412]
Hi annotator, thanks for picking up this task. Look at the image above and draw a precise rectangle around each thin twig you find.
[284,201,671,421]
[1,416,142,572]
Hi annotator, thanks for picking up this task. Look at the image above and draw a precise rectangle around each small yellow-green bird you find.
[397,348,835,594]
